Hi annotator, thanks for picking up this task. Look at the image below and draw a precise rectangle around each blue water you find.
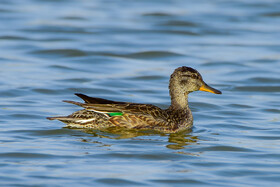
[1,0,280,186]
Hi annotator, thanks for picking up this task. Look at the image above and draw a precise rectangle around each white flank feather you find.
[76,118,95,123]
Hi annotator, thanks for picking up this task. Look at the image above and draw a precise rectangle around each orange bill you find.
[199,83,222,94]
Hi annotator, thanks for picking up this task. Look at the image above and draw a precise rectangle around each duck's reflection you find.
[70,127,199,150]
[167,130,199,150]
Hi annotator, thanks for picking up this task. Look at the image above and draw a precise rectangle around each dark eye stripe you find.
[182,74,198,79]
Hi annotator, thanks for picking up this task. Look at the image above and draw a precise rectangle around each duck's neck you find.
[169,88,190,111]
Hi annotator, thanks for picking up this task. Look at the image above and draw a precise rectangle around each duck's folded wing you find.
[56,100,174,131]
[63,100,165,119]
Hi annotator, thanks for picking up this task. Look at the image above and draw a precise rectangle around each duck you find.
[47,66,221,133]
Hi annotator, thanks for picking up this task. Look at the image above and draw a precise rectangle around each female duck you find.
[47,66,221,133]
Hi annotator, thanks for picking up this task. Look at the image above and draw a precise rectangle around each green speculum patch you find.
[108,112,123,117]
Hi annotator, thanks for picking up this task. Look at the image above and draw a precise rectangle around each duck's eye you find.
[191,74,197,79]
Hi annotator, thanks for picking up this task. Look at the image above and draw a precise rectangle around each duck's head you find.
[169,66,222,95]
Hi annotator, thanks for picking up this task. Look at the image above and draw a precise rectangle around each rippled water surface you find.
[1,0,280,186]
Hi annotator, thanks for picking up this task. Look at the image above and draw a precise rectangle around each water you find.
[1,0,280,186]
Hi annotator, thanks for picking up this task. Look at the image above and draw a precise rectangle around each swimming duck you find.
[47,66,221,133]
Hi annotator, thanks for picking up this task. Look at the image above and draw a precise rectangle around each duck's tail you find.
[47,116,68,121]
[46,116,76,124]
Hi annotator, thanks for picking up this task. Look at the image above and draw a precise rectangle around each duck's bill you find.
[199,83,222,94]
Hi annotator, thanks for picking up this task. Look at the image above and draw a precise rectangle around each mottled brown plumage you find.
[47,66,221,133]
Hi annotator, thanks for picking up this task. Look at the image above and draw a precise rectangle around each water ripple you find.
[31,49,88,57]
[97,50,185,59]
